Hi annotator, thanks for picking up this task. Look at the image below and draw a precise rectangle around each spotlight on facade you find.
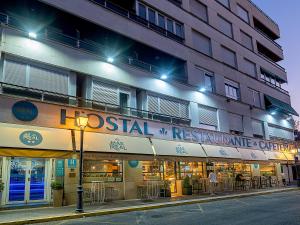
[270,111,276,116]
[199,87,206,92]
[160,74,168,80]
[107,57,114,63]
[28,32,37,39]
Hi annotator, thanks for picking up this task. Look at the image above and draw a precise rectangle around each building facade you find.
[0,0,298,206]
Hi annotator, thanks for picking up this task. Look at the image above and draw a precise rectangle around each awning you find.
[283,152,295,161]
[0,148,73,158]
[201,145,241,160]
[264,151,287,162]
[0,122,74,151]
[265,95,299,116]
[76,131,154,157]
[151,139,207,160]
[238,148,268,161]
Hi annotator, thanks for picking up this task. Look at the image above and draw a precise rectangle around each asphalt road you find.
[38,191,300,225]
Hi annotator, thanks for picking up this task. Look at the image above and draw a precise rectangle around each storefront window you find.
[0,157,2,180]
[178,162,205,179]
[83,160,123,182]
[142,161,163,181]
[214,162,251,178]
[260,164,276,176]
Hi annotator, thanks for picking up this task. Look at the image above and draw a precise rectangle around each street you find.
[37,190,300,225]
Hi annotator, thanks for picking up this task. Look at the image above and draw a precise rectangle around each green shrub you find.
[183,176,192,188]
[51,181,63,190]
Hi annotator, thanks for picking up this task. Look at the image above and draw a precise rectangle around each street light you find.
[75,113,89,213]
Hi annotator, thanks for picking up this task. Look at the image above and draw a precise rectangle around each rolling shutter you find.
[240,31,253,50]
[29,66,68,94]
[160,98,181,117]
[3,60,27,86]
[268,125,294,140]
[147,95,159,113]
[192,31,211,56]
[199,105,218,126]
[92,81,118,105]
[229,113,243,132]
[218,16,233,38]
[244,59,256,77]
[190,0,208,22]
[252,120,264,136]
[221,46,236,68]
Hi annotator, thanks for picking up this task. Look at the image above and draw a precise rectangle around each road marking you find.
[197,204,204,213]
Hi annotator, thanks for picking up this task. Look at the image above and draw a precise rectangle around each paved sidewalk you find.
[0,187,298,225]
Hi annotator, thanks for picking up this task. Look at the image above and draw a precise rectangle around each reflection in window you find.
[83,160,123,182]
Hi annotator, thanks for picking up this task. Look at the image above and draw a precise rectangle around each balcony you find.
[89,0,184,43]
[0,82,191,126]
[253,17,280,41]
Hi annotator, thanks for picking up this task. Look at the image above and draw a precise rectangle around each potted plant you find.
[51,181,63,207]
[0,181,4,205]
[182,176,192,195]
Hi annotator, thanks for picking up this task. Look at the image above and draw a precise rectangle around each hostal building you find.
[0,0,298,206]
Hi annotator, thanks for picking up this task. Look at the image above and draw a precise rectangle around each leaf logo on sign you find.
[19,131,43,146]
[159,128,168,136]
[109,138,127,151]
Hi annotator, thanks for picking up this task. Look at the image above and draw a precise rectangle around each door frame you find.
[2,157,52,205]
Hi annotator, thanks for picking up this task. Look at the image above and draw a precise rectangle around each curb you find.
[1,188,299,225]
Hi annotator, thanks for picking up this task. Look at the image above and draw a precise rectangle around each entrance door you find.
[8,158,47,203]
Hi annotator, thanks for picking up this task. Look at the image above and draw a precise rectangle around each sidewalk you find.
[0,187,298,225]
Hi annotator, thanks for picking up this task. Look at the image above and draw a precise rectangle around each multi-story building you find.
[0,0,298,206]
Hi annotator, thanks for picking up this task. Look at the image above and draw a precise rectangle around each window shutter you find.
[29,66,68,94]
[218,16,233,37]
[147,95,159,113]
[229,113,243,132]
[244,59,256,77]
[252,120,264,136]
[240,31,253,50]
[221,46,236,68]
[199,105,218,126]
[160,98,180,117]
[4,60,27,86]
[217,0,230,8]
[192,31,211,56]
[237,5,249,23]
[92,81,118,105]
[268,125,294,140]
[179,102,189,119]
[190,0,208,22]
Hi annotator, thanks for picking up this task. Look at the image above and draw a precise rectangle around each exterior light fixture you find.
[160,74,168,80]
[75,113,89,213]
[270,111,276,116]
[28,32,37,39]
[107,57,114,63]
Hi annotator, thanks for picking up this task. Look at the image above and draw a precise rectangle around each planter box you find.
[182,187,192,195]
[53,189,63,207]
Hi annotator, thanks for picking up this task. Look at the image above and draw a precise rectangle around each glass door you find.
[8,158,47,203]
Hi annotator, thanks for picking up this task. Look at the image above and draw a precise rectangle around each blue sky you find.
[251,0,300,118]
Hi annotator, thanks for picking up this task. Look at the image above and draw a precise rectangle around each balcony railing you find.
[0,12,186,80]
[257,52,285,72]
[261,79,289,95]
[89,0,184,43]
[0,82,191,126]
[254,27,282,49]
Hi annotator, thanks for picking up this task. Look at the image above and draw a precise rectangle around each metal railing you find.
[0,82,191,126]
[248,0,279,28]
[254,27,282,49]
[261,80,289,95]
[89,0,184,43]
[257,52,285,72]
[0,12,185,79]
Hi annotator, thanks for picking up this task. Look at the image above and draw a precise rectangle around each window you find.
[83,160,123,182]
[260,68,284,88]
[192,31,212,56]
[217,0,230,8]
[92,81,119,105]
[175,23,184,37]
[158,14,165,28]
[249,88,261,107]
[221,46,237,68]
[138,3,147,20]
[148,8,156,24]
[190,0,208,22]
[167,19,174,33]
[237,4,249,23]
[204,74,214,92]
[252,119,264,138]
[199,105,218,129]
[225,79,239,100]
[243,58,256,77]
[147,94,189,119]
[218,15,233,38]
[240,30,253,50]
[228,113,243,133]
[268,125,294,140]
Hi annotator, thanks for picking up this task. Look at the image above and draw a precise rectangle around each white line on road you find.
[197,204,204,213]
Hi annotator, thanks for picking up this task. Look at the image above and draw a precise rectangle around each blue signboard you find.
[12,101,38,121]
[68,159,77,169]
[19,131,43,146]
[56,160,65,177]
